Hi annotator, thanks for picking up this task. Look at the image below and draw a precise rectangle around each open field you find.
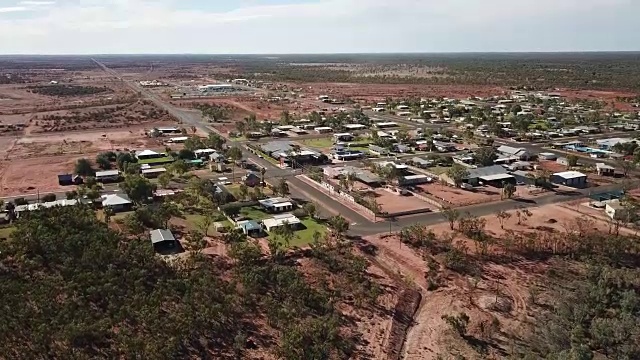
[372,188,436,214]
[418,183,503,207]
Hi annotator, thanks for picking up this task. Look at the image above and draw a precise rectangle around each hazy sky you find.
[0,0,638,54]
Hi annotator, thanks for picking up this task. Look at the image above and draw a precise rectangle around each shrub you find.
[41,194,57,202]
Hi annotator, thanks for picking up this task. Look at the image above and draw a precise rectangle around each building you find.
[605,200,629,221]
[209,152,226,163]
[343,124,367,131]
[141,167,167,178]
[242,172,261,187]
[168,136,189,143]
[315,127,333,134]
[596,163,615,176]
[259,141,328,167]
[236,220,263,237]
[259,197,295,213]
[465,165,515,187]
[334,133,355,142]
[14,198,89,215]
[538,152,558,161]
[135,150,164,160]
[398,174,432,186]
[150,229,178,253]
[262,214,302,232]
[375,122,398,129]
[551,171,588,188]
[410,157,433,169]
[332,150,365,161]
[496,145,532,161]
[596,137,635,150]
[157,127,181,135]
[198,84,234,92]
[101,193,133,212]
[95,170,121,183]
[58,173,83,186]
[194,148,217,159]
[369,144,390,156]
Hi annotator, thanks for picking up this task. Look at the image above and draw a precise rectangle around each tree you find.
[496,210,512,229]
[75,158,95,176]
[120,175,156,204]
[171,159,189,176]
[617,159,636,177]
[442,207,460,230]
[442,312,470,337]
[328,215,349,238]
[205,133,226,150]
[116,152,137,171]
[227,146,243,182]
[502,182,516,199]
[280,110,292,125]
[41,193,56,202]
[302,202,317,219]
[157,172,172,189]
[260,167,267,187]
[238,183,249,201]
[178,149,195,160]
[95,153,112,170]
[197,216,214,237]
[446,164,470,187]
[276,178,290,196]
[567,154,579,167]
[473,147,497,166]
[103,206,114,225]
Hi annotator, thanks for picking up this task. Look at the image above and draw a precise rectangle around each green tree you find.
[328,215,349,238]
[260,167,267,187]
[171,159,189,176]
[473,147,497,166]
[446,164,470,187]
[567,154,579,167]
[157,172,172,189]
[115,152,137,171]
[442,207,460,230]
[75,158,95,176]
[95,153,112,170]
[502,182,516,199]
[276,178,290,196]
[302,202,317,219]
[120,175,156,204]
[238,183,249,201]
[442,312,470,337]
[617,159,636,177]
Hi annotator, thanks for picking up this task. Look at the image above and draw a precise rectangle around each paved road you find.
[90,60,635,237]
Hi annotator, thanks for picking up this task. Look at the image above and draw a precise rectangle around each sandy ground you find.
[373,188,437,214]
[418,183,502,207]
[0,124,173,196]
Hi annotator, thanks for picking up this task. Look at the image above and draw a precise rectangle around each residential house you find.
[605,200,629,221]
[209,152,226,163]
[14,199,90,216]
[141,167,167,178]
[58,174,83,186]
[136,149,164,160]
[465,165,515,187]
[497,145,533,161]
[101,193,133,212]
[315,127,333,134]
[259,197,295,213]
[242,172,261,187]
[150,229,178,253]
[95,170,121,183]
[551,171,587,188]
[236,220,263,237]
[334,133,355,142]
[596,163,615,176]
[369,145,390,156]
[262,213,302,232]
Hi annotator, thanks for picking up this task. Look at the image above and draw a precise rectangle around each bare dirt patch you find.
[418,183,502,207]
[372,188,437,214]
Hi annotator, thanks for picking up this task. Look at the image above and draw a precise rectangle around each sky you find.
[0,0,639,54]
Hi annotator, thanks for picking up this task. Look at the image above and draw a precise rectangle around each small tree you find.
[442,207,460,230]
[442,312,470,337]
[157,172,172,189]
[197,216,214,236]
[566,154,579,167]
[302,202,317,219]
[502,182,516,199]
[446,164,470,187]
[95,153,112,170]
[103,206,114,225]
[617,159,636,177]
[496,210,512,229]
[260,167,267,187]
[277,178,290,196]
[328,215,349,239]
[75,158,95,176]
[238,183,249,201]
[41,193,56,202]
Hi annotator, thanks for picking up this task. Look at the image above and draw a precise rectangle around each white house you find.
[262,214,302,232]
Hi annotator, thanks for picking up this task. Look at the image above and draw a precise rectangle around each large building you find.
[551,171,587,188]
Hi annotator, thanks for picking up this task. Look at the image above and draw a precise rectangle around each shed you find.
[101,193,133,212]
[551,171,587,188]
[236,220,262,237]
[605,200,628,221]
[262,214,302,232]
[95,170,121,183]
[596,163,615,176]
[150,229,178,253]
[141,167,167,178]
[538,152,558,161]
[58,174,74,186]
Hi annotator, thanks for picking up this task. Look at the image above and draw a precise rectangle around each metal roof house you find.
[262,214,302,232]
[95,170,121,183]
[101,193,133,212]
[236,220,263,237]
[150,229,178,253]
[551,171,587,188]
[465,165,515,187]
[258,197,295,213]
[497,145,532,160]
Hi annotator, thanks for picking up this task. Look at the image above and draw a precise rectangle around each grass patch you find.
[0,226,15,239]
[268,217,327,247]
[184,214,231,234]
[301,137,334,149]
[138,156,175,165]
[240,206,271,220]
[428,166,451,175]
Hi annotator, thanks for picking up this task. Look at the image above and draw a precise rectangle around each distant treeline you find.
[28,84,112,97]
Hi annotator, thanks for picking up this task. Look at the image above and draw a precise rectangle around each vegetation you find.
[75,158,95,176]
[28,84,111,97]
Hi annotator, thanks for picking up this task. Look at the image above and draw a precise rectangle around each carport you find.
[478,173,516,187]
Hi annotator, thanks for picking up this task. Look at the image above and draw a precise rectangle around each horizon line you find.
[1,50,640,57]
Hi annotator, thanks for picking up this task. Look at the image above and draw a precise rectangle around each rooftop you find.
[150,229,176,244]
[466,165,510,179]
[553,171,587,179]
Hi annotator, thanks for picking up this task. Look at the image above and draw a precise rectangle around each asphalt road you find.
[88,61,635,237]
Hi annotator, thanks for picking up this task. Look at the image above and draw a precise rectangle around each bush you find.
[292,208,308,219]
[14,198,28,206]
[41,193,56,202]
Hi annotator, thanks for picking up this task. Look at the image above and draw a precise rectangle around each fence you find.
[299,175,377,220]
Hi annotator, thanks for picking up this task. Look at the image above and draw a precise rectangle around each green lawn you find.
[138,156,175,165]
[0,226,15,239]
[184,214,232,234]
[268,217,327,247]
[240,206,271,220]
[300,137,334,149]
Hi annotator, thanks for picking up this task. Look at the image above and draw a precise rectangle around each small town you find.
[2,5,640,358]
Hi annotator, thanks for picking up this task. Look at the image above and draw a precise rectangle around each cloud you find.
[0,0,638,54]
[0,6,28,13]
